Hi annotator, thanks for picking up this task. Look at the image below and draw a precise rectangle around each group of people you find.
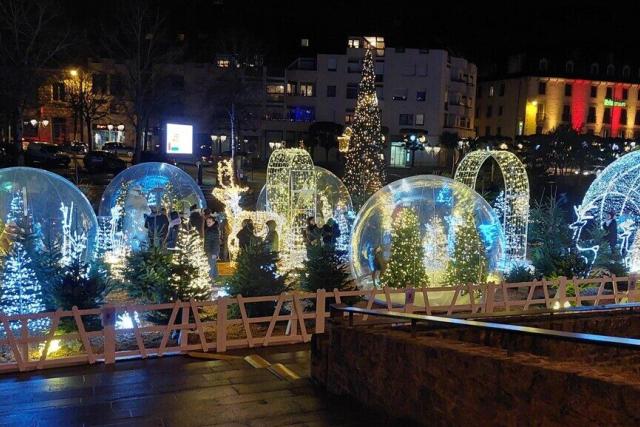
[144,204,221,280]
[236,218,279,253]
[303,216,340,252]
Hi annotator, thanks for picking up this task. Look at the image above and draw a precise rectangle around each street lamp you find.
[69,69,78,77]
[107,124,114,143]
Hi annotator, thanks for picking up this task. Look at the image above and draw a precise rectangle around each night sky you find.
[66,0,639,68]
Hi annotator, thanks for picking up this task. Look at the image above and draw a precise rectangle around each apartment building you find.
[476,53,640,140]
[262,36,477,167]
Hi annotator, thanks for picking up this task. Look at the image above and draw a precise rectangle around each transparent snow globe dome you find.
[99,162,206,251]
[256,166,355,251]
[350,175,505,287]
[0,167,98,260]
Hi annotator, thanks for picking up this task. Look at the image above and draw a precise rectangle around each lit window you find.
[299,83,314,97]
[415,114,424,126]
[399,114,413,125]
[348,39,360,48]
[416,91,426,102]
[301,38,309,47]
[217,59,230,68]
[489,86,495,97]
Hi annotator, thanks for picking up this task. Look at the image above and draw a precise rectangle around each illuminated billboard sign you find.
[166,123,193,154]
[604,98,626,107]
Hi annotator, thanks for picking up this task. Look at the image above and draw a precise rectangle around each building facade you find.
[262,36,477,168]
[476,54,640,140]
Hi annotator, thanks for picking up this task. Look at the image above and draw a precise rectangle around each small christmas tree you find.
[423,216,449,285]
[381,207,429,288]
[224,241,288,317]
[444,213,488,286]
[169,226,211,301]
[344,47,386,209]
[300,244,351,308]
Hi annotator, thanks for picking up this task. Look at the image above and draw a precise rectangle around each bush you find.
[505,263,534,283]
[300,244,354,309]
[224,241,288,318]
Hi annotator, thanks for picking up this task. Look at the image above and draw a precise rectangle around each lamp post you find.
[107,124,114,143]
[219,135,227,155]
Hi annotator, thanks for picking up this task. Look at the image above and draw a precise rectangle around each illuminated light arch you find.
[454,150,530,265]
[266,148,316,268]
[573,150,640,270]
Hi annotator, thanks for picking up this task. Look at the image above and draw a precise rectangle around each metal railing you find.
[330,304,640,350]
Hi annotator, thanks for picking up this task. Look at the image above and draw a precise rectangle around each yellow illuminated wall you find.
[524,101,538,135]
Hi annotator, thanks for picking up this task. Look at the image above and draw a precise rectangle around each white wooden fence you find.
[0,275,638,373]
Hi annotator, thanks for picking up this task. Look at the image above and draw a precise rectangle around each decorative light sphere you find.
[99,162,206,251]
[0,167,98,260]
[350,175,505,286]
[575,150,640,264]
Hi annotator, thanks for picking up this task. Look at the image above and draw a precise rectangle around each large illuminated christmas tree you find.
[381,207,428,288]
[444,212,488,286]
[344,47,386,209]
[0,192,47,326]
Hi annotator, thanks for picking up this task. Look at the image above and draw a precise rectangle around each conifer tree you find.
[169,226,211,301]
[381,208,428,288]
[422,216,449,284]
[300,244,351,307]
[344,47,386,209]
[444,212,488,285]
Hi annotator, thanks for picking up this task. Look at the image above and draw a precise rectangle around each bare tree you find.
[64,69,110,151]
[0,0,69,152]
[102,0,176,163]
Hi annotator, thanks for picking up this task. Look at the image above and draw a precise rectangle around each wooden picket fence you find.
[0,275,638,373]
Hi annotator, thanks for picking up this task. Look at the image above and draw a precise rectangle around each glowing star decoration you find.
[574,150,640,270]
[350,175,505,287]
[266,148,316,269]
[343,48,386,209]
[454,150,530,266]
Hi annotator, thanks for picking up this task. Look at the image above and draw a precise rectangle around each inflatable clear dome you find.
[99,162,206,251]
[351,175,505,287]
[256,166,354,252]
[574,150,640,265]
[0,167,98,261]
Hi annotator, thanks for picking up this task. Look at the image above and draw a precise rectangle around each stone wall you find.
[312,317,640,426]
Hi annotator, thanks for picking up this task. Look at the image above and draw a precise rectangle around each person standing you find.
[145,206,169,248]
[264,220,279,252]
[304,217,322,248]
[603,212,618,253]
[204,216,221,279]
[237,219,256,252]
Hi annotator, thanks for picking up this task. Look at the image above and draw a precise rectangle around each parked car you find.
[25,142,71,168]
[84,151,127,174]
[61,141,88,154]
[102,142,133,158]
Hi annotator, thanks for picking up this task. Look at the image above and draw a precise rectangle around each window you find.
[587,106,596,123]
[606,87,613,99]
[606,64,615,77]
[376,86,383,100]
[392,88,408,101]
[288,106,314,122]
[348,38,360,48]
[110,74,124,96]
[498,105,504,116]
[623,88,629,99]
[590,63,599,75]
[415,114,424,126]
[562,105,571,122]
[489,86,495,97]
[52,117,66,141]
[566,61,574,73]
[496,127,502,136]
[499,83,505,96]
[565,83,572,97]
[300,38,309,47]
[603,108,611,124]
[286,82,297,95]
[399,114,413,125]
[591,86,597,98]
[416,91,426,102]
[486,105,492,118]
[539,58,548,72]
[327,57,337,71]
[299,83,314,97]
[345,110,354,124]
[92,73,107,94]
[485,126,491,136]
[538,82,546,95]
[623,66,631,79]
[326,85,336,97]
[217,59,230,68]
[51,82,65,101]
[621,109,628,125]
[346,83,358,99]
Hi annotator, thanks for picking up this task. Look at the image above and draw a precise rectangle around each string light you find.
[344,47,386,209]
[265,148,316,269]
[227,210,284,260]
[455,150,529,267]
